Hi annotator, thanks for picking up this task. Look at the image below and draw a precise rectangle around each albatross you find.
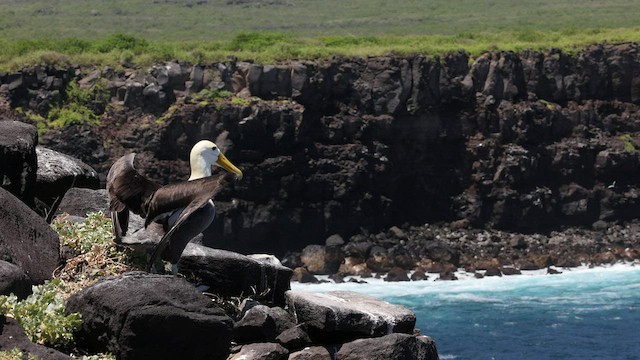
[106,140,243,274]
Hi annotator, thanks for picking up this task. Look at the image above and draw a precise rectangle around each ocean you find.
[291,263,640,360]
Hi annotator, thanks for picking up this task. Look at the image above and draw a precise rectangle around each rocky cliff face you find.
[2,42,640,257]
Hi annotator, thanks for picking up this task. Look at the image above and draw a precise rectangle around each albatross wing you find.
[145,173,232,271]
[106,153,161,242]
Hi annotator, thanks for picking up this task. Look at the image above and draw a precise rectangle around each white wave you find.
[439,355,458,359]
[290,261,640,301]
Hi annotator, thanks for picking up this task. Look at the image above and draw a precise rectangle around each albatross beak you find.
[216,152,243,180]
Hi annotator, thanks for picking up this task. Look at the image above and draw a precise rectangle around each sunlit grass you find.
[1,28,639,71]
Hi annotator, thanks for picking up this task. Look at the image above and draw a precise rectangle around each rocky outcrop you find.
[3,43,640,259]
[285,290,416,343]
[65,272,234,360]
[336,333,439,360]
[178,244,293,305]
[0,119,37,206]
[0,187,60,284]
[35,146,100,218]
[0,315,72,360]
[0,260,32,299]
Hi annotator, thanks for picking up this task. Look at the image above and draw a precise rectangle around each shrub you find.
[52,212,144,294]
[0,280,82,348]
[93,33,149,54]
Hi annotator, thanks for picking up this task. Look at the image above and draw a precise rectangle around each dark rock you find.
[410,269,429,281]
[228,342,288,360]
[328,273,345,283]
[0,260,32,299]
[366,246,394,272]
[501,267,522,276]
[56,188,109,217]
[234,305,278,344]
[301,244,344,275]
[0,315,72,359]
[484,266,503,277]
[384,267,410,282]
[325,234,345,247]
[0,120,37,205]
[234,304,296,344]
[291,267,320,283]
[275,325,312,350]
[66,272,233,360]
[0,187,60,284]
[288,346,332,360]
[547,267,563,275]
[437,271,458,281]
[336,333,439,360]
[177,244,293,305]
[285,290,416,342]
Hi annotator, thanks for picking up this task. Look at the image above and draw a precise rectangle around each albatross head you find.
[189,140,243,181]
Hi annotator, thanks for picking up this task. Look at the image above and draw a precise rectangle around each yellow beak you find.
[216,152,243,180]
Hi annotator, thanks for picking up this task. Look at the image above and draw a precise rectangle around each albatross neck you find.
[188,154,212,181]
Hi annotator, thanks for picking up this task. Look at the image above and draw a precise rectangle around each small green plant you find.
[54,212,113,253]
[0,348,40,360]
[619,134,637,153]
[0,280,82,348]
[52,212,144,293]
[230,96,250,107]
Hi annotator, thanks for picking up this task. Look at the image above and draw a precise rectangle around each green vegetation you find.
[0,280,82,348]
[1,0,639,41]
[0,1,639,71]
[1,28,640,72]
[0,348,38,360]
[53,212,144,294]
[619,134,638,153]
[18,79,108,135]
[0,213,137,355]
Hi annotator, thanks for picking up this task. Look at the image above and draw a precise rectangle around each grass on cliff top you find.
[1,28,640,71]
[1,0,640,41]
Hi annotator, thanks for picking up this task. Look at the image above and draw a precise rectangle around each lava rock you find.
[285,290,415,342]
[0,120,37,205]
[0,260,32,299]
[66,272,233,360]
[336,333,439,360]
[0,187,60,284]
[0,315,71,359]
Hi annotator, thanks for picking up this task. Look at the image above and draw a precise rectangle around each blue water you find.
[291,263,640,360]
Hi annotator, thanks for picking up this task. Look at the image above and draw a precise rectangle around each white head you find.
[188,140,243,181]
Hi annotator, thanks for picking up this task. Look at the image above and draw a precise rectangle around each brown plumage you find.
[106,140,242,272]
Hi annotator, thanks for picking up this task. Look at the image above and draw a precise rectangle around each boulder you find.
[276,325,312,350]
[0,260,32,299]
[228,342,288,360]
[288,346,332,360]
[384,267,410,282]
[336,333,439,360]
[410,270,429,281]
[0,120,37,205]
[56,188,109,217]
[285,290,416,342]
[0,187,60,284]
[234,305,295,344]
[300,244,344,275]
[179,243,293,305]
[34,146,100,217]
[291,267,320,283]
[66,272,233,360]
[0,315,72,360]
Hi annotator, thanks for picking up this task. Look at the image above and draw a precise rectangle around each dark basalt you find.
[3,44,640,261]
